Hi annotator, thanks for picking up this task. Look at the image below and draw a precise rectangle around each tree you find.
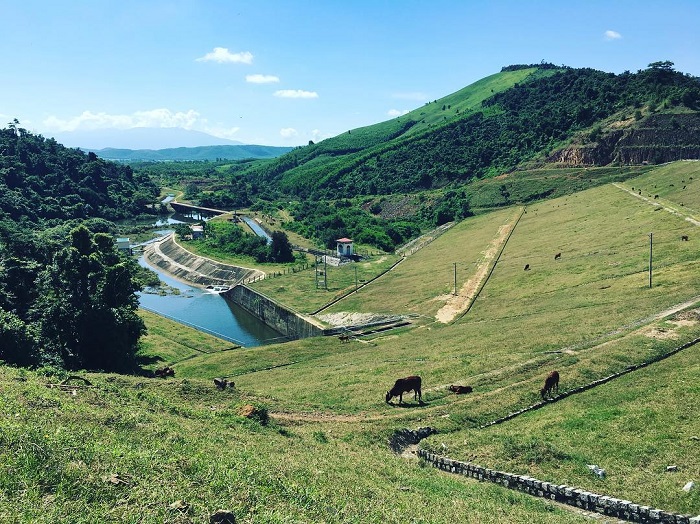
[269,231,294,262]
[648,60,675,72]
[35,225,145,371]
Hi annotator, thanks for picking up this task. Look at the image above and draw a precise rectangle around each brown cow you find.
[338,334,350,343]
[386,376,422,404]
[540,370,559,399]
[448,385,473,394]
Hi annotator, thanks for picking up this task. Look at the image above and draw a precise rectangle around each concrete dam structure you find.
[143,234,262,288]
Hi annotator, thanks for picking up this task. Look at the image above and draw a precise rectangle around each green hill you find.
[0,124,159,224]
[234,63,700,200]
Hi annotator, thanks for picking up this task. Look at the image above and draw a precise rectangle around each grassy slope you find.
[0,367,589,524]
[320,207,524,319]
[430,340,700,515]
[4,162,700,521]
[172,162,700,515]
[261,69,542,191]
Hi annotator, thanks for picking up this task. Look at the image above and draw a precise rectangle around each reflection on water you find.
[137,258,284,347]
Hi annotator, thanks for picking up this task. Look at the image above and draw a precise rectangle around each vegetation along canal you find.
[137,257,284,347]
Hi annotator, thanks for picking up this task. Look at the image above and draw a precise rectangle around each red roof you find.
[336,237,353,243]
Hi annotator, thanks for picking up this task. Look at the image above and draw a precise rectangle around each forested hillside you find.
[0,122,156,371]
[231,62,700,200]
[0,122,159,225]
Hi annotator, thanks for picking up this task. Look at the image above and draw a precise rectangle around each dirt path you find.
[613,183,700,226]
[435,208,523,323]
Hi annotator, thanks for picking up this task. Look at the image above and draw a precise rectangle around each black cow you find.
[154,366,175,378]
[448,385,473,394]
[386,376,422,404]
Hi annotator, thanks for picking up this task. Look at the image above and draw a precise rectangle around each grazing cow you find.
[540,370,559,399]
[524,264,530,271]
[448,385,473,394]
[154,366,175,378]
[386,376,422,404]
[554,253,561,260]
[338,334,350,343]
[681,235,689,241]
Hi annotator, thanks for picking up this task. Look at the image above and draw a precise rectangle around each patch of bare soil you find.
[317,312,397,327]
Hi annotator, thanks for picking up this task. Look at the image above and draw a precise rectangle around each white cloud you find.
[604,30,622,41]
[196,47,253,64]
[280,127,299,138]
[43,109,202,132]
[274,89,319,99]
[388,109,410,117]
[204,125,241,140]
[246,74,280,84]
[392,92,429,101]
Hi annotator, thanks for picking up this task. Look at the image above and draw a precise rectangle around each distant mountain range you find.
[91,144,294,162]
[47,127,245,150]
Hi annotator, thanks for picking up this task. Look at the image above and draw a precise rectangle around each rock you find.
[210,509,236,524]
[168,499,189,511]
[586,464,606,479]
[682,481,696,492]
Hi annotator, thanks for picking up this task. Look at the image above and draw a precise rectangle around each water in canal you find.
[138,258,285,347]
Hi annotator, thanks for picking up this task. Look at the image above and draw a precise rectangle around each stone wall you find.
[225,285,323,340]
[418,450,698,523]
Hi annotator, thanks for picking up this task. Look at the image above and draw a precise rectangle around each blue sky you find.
[1,0,699,147]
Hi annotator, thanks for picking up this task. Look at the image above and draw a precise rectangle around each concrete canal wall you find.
[225,285,324,340]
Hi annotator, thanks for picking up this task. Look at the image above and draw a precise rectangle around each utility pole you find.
[649,232,653,288]
[453,263,457,295]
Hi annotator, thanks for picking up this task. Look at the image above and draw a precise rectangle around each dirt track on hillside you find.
[613,183,700,226]
[435,209,522,323]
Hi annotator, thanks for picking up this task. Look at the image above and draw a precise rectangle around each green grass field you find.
[3,162,700,522]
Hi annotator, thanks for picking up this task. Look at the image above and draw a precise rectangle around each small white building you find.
[191,225,204,240]
[115,237,131,255]
[336,237,354,257]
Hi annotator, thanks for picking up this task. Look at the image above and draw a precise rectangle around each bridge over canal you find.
[168,201,230,218]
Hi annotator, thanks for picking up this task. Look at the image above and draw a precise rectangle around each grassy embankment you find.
[3,162,700,522]
[173,162,700,514]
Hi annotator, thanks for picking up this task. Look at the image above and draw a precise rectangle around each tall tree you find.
[35,225,145,370]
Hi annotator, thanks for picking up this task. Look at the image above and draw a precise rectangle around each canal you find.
[137,257,285,347]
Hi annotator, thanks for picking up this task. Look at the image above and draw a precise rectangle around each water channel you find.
[138,258,285,347]
[133,207,283,347]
